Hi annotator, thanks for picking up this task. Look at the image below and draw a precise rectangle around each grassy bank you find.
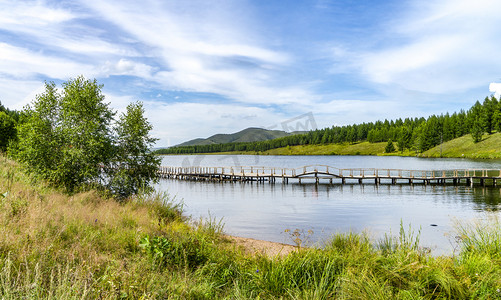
[185,132,501,159]
[192,141,391,156]
[262,141,387,156]
[1,156,501,298]
[421,132,501,159]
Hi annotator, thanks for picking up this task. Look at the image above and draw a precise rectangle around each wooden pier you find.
[158,165,501,186]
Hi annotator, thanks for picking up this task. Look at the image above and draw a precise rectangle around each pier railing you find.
[158,165,501,186]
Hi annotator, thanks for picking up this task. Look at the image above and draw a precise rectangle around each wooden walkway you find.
[159,165,501,186]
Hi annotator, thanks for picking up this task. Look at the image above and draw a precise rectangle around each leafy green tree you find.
[481,96,496,134]
[12,76,159,198]
[385,139,395,153]
[494,109,501,133]
[397,127,412,152]
[13,82,64,182]
[59,77,115,191]
[347,127,356,144]
[14,78,115,192]
[0,111,16,151]
[108,102,161,199]
[493,98,501,132]
[468,100,485,143]
[471,117,484,143]
[442,113,455,141]
[415,115,441,152]
[0,101,21,122]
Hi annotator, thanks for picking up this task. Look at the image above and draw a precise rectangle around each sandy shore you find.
[228,235,298,257]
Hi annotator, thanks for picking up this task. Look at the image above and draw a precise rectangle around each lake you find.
[157,155,501,255]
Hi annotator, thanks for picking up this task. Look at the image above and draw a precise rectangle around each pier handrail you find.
[159,165,501,180]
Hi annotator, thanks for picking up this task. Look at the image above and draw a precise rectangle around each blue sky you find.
[1,0,501,146]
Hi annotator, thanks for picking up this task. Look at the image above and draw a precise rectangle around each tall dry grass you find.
[1,155,501,299]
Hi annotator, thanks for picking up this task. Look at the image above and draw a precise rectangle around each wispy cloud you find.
[79,0,316,105]
[101,59,155,78]
[350,0,501,94]
[0,1,74,27]
[0,42,96,78]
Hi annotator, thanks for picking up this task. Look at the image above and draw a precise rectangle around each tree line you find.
[157,95,501,155]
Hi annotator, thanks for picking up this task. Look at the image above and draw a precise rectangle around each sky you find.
[1,0,501,147]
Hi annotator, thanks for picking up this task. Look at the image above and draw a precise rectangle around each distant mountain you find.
[175,127,297,147]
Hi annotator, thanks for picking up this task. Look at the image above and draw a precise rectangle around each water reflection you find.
[469,187,501,211]
[158,155,501,255]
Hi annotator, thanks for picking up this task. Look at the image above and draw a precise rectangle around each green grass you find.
[203,141,417,157]
[422,132,501,159]
[1,155,501,298]
[205,141,390,156]
[264,142,387,156]
[186,132,501,159]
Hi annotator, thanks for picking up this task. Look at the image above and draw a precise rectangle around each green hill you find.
[175,127,295,147]
[421,132,501,159]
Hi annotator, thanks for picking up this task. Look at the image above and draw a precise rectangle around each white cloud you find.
[0,1,139,60]
[345,0,501,94]
[0,43,97,79]
[101,59,154,78]
[0,1,74,27]
[55,38,139,57]
[0,79,45,110]
[308,98,429,129]
[79,0,316,106]
[489,83,501,98]
[361,35,463,85]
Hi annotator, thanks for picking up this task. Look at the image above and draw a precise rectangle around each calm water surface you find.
[157,155,501,255]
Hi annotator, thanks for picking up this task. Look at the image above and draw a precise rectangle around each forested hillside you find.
[156,96,501,154]
[175,127,294,146]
